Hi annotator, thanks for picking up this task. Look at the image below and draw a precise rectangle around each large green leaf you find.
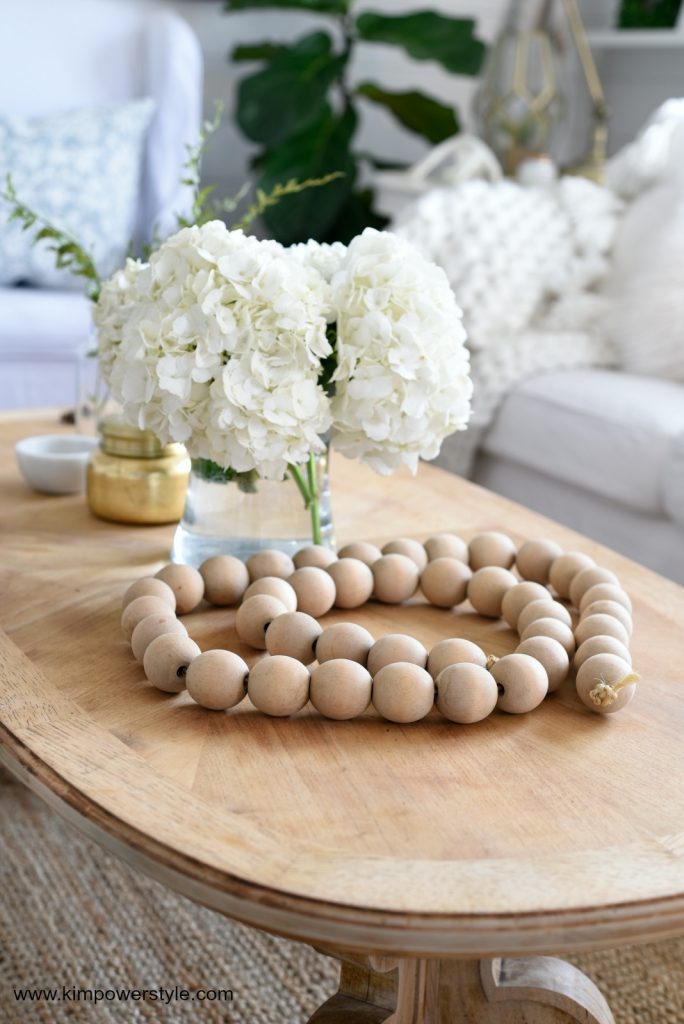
[356,12,486,76]
[257,105,357,244]
[356,83,459,143]
[235,32,345,146]
[323,187,387,244]
[226,0,348,13]
[231,42,280,62]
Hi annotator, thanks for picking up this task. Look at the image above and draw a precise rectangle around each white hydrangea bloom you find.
[290,239,348,283]
[329,228,472,474]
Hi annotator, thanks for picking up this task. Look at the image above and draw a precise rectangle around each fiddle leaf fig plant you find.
[225,1,486,244]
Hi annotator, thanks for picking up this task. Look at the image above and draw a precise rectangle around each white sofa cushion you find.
[480,368,684,517]
[0,287,91,359]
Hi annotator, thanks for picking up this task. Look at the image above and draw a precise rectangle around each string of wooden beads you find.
[120,533,640,725]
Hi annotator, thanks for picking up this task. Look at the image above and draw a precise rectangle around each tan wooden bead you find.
[235,595,288,650]
[579,583,632,615]
[245,549,295,582]
[121,596,175,640]
[574,634,632,671]
[515,636,569,693]
[468,531,516,571]
[265,611,322,665]
[154,564,204,614]
[420,557,471,608]
[568,566,619,609]
[293,544,337,570]
[424,533,469,564]
[515,538,563,584]
[288,567,336,618]
[143,633,201,693]
[574,613,630,649]
[310,660,373,720]
[371,662,435,723]
[467,566,517,618]
[337,541,382,566]
[381,538,428,571]
[199,555,249,606]
[327,558,374,609]
[367,634,428,677]
[186,650,248,711]
[580,599,633,637]
[131,614,187,663]
[372,553,420,604]
[519,617,575,657]
[427,638,487,680]
[436,663,498,723]
[575,653,637,714]
[516,598,572,635]
[548,552,596,599]
[247,655,310,717]
[122,577,176,612]
[501,581,550,629]
[491,653,548,714]
[315,623,374,667]
[243,577,297,613]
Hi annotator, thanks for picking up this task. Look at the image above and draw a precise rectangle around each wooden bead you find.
[154,564,204,615]
[186,650,248,711]
[245,549,295,582]
[199,555,249,606]
[337,541,382,566]
[367,634,428,677]
[372,554,420,604]
[519,617,575,656]
[420,557,471,608]
[515,538,563,584]
[265,611,322,664]
[372,662,434,723]
[574,635,632,672]
[310,660,373,720]
[548,552,596,599]
[575,653,637,714]
[427,638,486,680]
[568,566,619,608]
[424,533,469,563]
[468,531,516,571]
[580,599,633,637]
[315,623,374,666]
[131,614,187,663]
[516,636,569,693]
[501,581,550,629]
[491,653,548,713]
[467,567,517,618]
[143,633,201,693]
[288,567,336,618]
[579,583,632,615]
[243,577,297,613]
[247,655,310,717]
[235,595,288,650]
[122,577,175,612]
[436,663,498,723]
[381,538,428,571]
[574,613,630,649]
[516,598,572,635]
[293,544,337,570]
[327,558,374,608]
[121,596,174,640]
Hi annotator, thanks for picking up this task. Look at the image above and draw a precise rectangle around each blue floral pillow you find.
[0,98,155,289]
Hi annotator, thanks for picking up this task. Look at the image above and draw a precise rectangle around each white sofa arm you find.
[664,431,684,528]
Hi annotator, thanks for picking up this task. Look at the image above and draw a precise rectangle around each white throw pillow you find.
[0,98,154,289]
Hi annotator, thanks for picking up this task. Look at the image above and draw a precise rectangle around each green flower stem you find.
[287,456,322,546]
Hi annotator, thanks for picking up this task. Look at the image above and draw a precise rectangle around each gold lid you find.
[99,415,185,459]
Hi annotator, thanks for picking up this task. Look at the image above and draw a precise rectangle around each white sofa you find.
[0,0,203,411]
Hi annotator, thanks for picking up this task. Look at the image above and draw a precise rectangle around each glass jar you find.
[87,416,190,525]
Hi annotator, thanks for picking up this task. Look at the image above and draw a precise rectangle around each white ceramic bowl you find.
[15,434,99,495]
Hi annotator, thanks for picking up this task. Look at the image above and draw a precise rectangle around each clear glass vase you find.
[171,451,334,566]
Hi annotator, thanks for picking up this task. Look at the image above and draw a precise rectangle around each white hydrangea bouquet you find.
[94,221,472,544]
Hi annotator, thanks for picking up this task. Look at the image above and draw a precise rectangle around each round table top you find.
[1,412,683,958]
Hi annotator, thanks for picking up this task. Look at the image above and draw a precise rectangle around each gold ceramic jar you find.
[87,416,190,525]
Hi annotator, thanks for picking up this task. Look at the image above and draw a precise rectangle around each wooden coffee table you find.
[1,412,683,1023]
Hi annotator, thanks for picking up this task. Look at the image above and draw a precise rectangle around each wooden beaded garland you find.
[121,533,639,725]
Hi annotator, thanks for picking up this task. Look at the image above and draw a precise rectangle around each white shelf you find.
[587,29,684,49]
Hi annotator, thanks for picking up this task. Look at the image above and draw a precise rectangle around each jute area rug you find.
[1,769,682,1023]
